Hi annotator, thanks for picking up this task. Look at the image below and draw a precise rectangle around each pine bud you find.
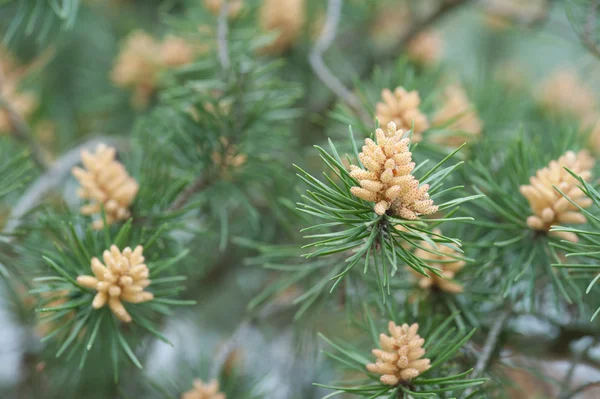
[406,29,443,67]
[77,245,153,323]
[410,229,465,293]
[349,122,437,218]
[537,69,597,120]
[375,87,430,142]
[258,0,305,54]
[432,84,483,146]
[520,150,595,242]
[367,321,431,385]
[72,143,138,229]
[181,379,226,399]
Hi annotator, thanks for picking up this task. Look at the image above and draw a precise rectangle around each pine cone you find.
[181,379,226,399]
[72,144,138,229]
[367,321,431,385]
[520,150,595,242]
[432,84,483,146]
[375,87,430,142]
[410,229,465,293]
[349,122,437,219]
[77,245,153,323]
[258,0,305,54]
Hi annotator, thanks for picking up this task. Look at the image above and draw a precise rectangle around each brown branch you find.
[309,0,371,125]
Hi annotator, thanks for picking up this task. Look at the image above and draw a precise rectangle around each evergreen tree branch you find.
[1,136,129,239]
[463,308,510,397]
[0,69,47,170]
[309,0,370,125]
[167,175,211,212]
[217,0,231,70]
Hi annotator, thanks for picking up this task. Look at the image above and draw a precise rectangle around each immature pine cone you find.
[367,321,431,385]
[375,87,430,142]
[181,379,226,399]
[259,0,305,54]
[72,144,139,230]
[349,122,437,219]
[406,29,443,67]
[520,150,595,242]
[410,229,465,293]
[432,84,483,146]
[537,70,597,120]
[77,245,153,323]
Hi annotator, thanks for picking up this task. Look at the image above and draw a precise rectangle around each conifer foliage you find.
[1,0,600,398]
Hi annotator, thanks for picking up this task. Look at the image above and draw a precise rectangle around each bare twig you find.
[463,307,510,398]
[559,338,598,399]
[217,0,231,70]
[1,135,129,239]
[309,0,370,125]
[561,381,600,399]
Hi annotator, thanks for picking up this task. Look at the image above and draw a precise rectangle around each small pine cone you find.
[367,321,431,385]
[406,29,443,67]
[410,229,465,293]
[537,69,597,120]
[160,36,197,67]
[432,84,483,147]
[181,379,226,399]
[203,0,244,18]
[520,150,595,242]
[349,122,437,219]
[258,0,305,54]
[77,245,153,323]
[375,87,430,142]
[72,144,139,230]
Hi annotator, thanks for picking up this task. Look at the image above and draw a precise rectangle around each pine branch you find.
[217,0,231,70]
[167,175,211,212]
[0,70,47,170]
[1,136,130,239]
[309,0,370,125]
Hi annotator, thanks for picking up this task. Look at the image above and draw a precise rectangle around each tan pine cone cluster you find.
[367,321,431,385]
[0,47,38,133]
[375,87,430,142]
[483,0,548,30]
[520,150,595,242]
[111,31,199,108]
[406,29,443,67]
[203,0,243,18]
[77,245,153,323]
[212,138,247,171]
[181,379,226,399]
[410,229,465,293]
[537,69,596,121]
[258,0,305,54]
[349,122,437,219]
[432,84,483,147]
[72,144,139,230]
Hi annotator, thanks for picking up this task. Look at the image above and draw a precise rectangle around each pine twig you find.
[1,136,130,239]
[167,175,210,212]
[217,0,231,70]
[561,381,600,399]
[309,0,370,125]
[0,71,48,171]
[559,338,598,399]
[463,307,510,398]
